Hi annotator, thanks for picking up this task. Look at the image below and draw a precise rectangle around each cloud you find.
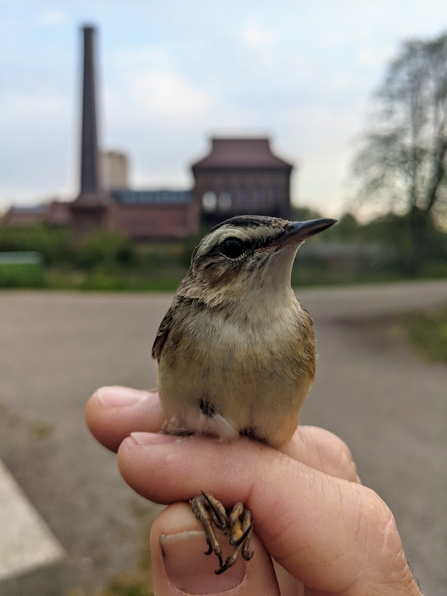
[356,46,396,68]
[38,10,67,26]
[276,104,364,215]
[0,89,74,205]
[111,46,211,119]
[242,25,277,47]
[127,70,210,119]
[318,32,347,48]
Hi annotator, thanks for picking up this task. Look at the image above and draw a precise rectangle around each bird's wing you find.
[151,301,177,361]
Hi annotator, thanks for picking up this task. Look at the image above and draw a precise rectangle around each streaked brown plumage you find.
[152,214,336,573]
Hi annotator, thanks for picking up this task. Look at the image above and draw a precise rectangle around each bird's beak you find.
[268,218,337,250]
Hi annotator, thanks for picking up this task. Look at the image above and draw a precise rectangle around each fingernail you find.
[131,431,179,445]
[97,386,152,407]
[160,531,245,594]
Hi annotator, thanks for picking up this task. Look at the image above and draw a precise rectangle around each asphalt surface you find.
[0,281,446,595]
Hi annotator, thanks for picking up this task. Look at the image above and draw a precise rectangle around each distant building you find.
[101,151,128,191]
[3,205,48,227]
[46,200,72,226]
[192,137,294,226]
[69,27,296,240]
[109,190,199,241]
[3,201,71,227]
[3,27,297,243]
[68,26,200,241]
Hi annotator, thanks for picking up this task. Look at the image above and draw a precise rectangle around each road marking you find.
[0,459,65,581]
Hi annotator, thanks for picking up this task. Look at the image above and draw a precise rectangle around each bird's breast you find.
[157,296,316,446]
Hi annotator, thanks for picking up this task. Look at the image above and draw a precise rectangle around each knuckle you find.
[314,427,358,481]
[336,439,358,481]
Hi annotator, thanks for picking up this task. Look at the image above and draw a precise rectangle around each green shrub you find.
[397,305,447,364]
[78,229,138,270]
[0,262,45,288]
[0,224,74,266]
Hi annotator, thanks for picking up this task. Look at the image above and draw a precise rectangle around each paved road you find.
[0,281,446,595]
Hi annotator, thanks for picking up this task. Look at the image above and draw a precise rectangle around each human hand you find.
[85,386,422,596]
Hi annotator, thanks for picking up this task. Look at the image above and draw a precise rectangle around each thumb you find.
[150,502,281,596]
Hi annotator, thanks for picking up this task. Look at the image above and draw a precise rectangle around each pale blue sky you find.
[2,0,447,215]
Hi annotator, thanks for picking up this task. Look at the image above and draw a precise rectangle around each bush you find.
[0,262,45,288]
[397,305,447,364]
[0,224,74,266]
[78,229,138,270]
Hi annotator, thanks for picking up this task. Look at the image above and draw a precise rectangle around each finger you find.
[118,434,419,595]
[85,386,165,452]
[85,387,358,483]
[280,425,359,482]
[150,502,280,596]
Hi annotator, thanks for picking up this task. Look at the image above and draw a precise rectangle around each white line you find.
[0,459,65,581]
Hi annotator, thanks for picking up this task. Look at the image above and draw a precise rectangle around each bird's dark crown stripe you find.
[210,215,285,233]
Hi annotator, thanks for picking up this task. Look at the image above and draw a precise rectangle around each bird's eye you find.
[222,238,245,259]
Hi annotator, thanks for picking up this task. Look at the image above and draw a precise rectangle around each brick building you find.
[68,28,295,240]
[109,190,199,241]
[192,137,293,226]
[3,27,296,242]
[70,189,200,241]
[3,201,71,227]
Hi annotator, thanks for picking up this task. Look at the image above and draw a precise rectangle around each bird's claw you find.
[190,492,254,574]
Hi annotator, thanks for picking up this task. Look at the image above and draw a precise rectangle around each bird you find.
[152,214,336,574]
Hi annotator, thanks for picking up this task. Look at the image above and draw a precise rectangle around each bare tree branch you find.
[351,32,447,270]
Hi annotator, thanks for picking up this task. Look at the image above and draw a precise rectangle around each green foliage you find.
[0,212,445,290]
[78,229,138,270]
[351,30,447,271]
[290,206,324,222]
[0,223,74,265]
[138,242,188,271]
[396,305,447,364]
[174,226,208,267]
[105,584,150,596]
[78,272,182,292]
[322,212,363,242]
[361,211,447,268]
[0,262,45,287]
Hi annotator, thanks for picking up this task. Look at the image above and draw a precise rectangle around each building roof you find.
[191,138,293,170]
[111,189,192,205]
[6,205,48,216]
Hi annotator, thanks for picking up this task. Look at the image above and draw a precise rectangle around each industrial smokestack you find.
[80,25,101,195]
[70,25,109,237]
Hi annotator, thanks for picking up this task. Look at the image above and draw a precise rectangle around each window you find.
[269,185,279,205]
[253,186,264,208]
[218,192,232,210]
[237,186,247,208]
[202,191,217,212]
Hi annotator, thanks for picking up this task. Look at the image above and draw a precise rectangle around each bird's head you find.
[183,215,336,304]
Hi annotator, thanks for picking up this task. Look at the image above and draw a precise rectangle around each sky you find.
[2,0,447,216]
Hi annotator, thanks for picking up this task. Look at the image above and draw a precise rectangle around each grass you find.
[0,263,444,292]
[0,262,45,287]
[96,575,153,596]
[0,253,446,293]
[66,517,154,596]
[393,304,447,364]
[43,268,186,292]
[29,421,54,440]
[93,508,154,596]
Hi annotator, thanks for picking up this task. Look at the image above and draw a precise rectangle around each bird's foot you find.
[190,491,254,574]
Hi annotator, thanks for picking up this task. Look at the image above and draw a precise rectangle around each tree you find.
[78,229,137,270]
[352,32,447,272]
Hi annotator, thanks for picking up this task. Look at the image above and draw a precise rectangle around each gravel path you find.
[0,280,446,595]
